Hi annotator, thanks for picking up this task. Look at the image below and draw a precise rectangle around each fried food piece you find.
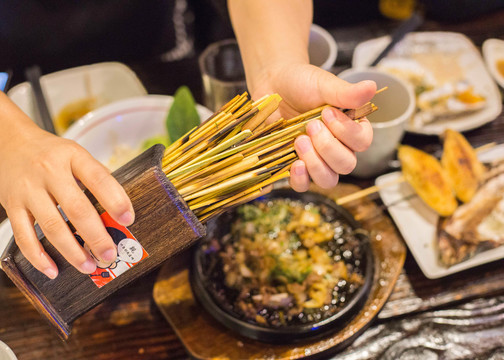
[441,129,486,203]
[399,145,458,216]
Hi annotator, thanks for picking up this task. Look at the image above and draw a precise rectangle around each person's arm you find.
[228,0,376,191]
[0,92,134,278]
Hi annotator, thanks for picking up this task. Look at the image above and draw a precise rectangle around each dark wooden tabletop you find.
[1,9,504,360]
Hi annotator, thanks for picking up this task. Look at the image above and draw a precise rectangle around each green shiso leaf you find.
[166,86,200,143]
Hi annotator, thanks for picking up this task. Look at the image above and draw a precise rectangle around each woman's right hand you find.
[0,93,134,279]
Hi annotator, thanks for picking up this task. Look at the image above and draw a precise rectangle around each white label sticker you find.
[117,238,144,263]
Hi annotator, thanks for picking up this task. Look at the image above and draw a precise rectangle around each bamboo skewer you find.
[171,153,244,189]
[196,170,290,219]
[375,86,388,95]
[336,175,405,206]
[344,103,378,121]
[178,156,259,198]
[160,90,383,222]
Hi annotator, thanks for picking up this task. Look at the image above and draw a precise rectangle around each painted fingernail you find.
[101,248,117,262]
[44,267,58,280]
[296,136,312,155]
[118,211,134,226]
[307,120,322,136]
[81,259,97,274]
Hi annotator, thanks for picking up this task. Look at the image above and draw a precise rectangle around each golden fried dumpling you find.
[441,129,486,203]
[399,145,458,216]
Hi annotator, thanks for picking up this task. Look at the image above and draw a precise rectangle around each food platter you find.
[352,32,502,135]
[7,62,148,135]
[376,144,504,279]
[482,38,504,89]
[153,182,406,359]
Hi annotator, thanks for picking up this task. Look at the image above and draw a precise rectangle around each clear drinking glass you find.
[198,39,247,112]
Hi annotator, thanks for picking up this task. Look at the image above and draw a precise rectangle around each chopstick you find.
[369,12,424,66]
[25,65,56,134]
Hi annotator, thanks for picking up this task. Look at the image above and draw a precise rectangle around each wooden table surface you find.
[1,9,504,360]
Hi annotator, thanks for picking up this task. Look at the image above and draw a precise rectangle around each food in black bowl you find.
[190,189,374,343]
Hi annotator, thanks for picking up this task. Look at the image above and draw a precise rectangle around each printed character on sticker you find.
[75,227,143,269]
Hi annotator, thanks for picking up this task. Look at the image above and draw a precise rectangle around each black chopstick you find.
[24,65,56,134]
[370,12,424,67]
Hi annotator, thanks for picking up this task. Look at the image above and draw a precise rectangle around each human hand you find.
[249,62,376,191]
[0,120,134,279]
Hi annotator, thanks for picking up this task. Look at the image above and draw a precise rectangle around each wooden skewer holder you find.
[1,144,206,339]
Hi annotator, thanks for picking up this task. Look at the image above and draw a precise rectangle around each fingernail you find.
[307,120,322,136]
[44,267,58,280]
[296,136,312,155]
[359,80,377,88]
[118,211,134,226]
[292,163,306,176]
[322,107,337,124]
[101,248,117,262]
[81,259,97,274]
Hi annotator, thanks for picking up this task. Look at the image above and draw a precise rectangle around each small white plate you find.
[352,32,502,135]
[63,95,213,168]
[0,341,17,360]
[376,144,504,279]
[482,38,504,89]
[0,219,13,269]
[7,62,147,127]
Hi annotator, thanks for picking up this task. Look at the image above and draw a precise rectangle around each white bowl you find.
[7,62,147,129]
[338,68,416,178]
[309,24,338,71]
[63,95,214,169]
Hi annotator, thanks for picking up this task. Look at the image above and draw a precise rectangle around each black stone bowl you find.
[190,189,374,343]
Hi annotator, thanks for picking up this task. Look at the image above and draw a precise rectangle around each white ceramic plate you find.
[0,340,17,360]
[352,32,502,135]
[376,144,504,279]
[0,219,13,269]
[63,94,213,168]
[7,62,147,126]
[482,38,504,89]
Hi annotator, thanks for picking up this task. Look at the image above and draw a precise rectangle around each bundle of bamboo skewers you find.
[161,92,379,222]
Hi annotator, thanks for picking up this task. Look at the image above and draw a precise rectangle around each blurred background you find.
[2,0,504,91]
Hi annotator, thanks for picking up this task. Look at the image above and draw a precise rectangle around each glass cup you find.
[199,26,338,112]
[198,39,247,112]
[338,68,416,178]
